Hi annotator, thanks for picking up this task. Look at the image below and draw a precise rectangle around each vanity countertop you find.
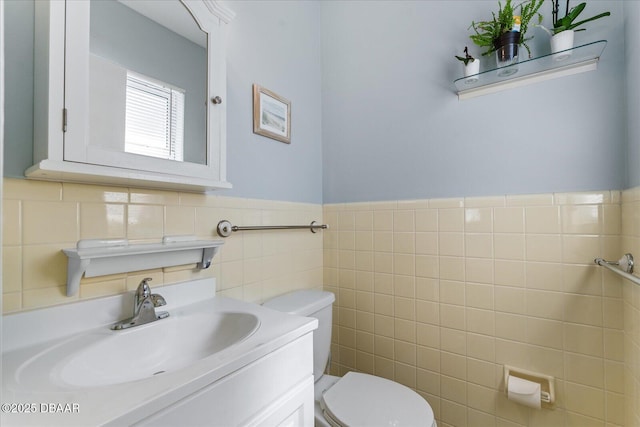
[1,279,317,426]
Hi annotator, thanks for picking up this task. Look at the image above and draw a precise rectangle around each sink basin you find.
[2,279,318,426]
[16,311,260,389]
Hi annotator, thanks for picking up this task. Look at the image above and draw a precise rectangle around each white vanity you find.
[1,279,317,426]
[28,0,232,192]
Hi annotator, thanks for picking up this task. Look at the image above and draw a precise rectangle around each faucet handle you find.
[136,277,153,300]
[151,294,166,307]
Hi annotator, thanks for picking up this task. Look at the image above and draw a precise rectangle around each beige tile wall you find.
[621,187,640,427]
[324,191,629,427]
[2,178,323,312]
[3,177,639,427]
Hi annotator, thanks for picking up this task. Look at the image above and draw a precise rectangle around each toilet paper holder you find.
[504,365,555,405]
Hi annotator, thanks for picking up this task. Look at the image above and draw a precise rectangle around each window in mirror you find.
[89,0,207,165]
[125,72,185,161]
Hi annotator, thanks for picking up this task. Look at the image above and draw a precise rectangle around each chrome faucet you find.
[112,278,169,330]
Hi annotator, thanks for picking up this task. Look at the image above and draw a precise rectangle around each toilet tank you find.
[263,290,335,382]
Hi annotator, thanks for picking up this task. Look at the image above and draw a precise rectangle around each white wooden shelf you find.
[62,236,224,296]
[454,40,606,100]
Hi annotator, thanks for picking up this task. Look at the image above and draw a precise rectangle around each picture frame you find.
[253,84,291,144]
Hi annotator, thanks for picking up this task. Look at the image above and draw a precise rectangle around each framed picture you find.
[253,84,291,144]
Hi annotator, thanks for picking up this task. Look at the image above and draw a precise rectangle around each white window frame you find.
[125,71,185,162]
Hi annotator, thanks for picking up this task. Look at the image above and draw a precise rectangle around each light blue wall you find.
[223,0,323,203]
[321,1,626,203]
[626,1,640,187]
[2,1,632,204]
[2,0,324,204]
[3,0,33,177]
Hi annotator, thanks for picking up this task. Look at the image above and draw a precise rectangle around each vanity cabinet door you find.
[30,0,233,192]
[129,334,315,427]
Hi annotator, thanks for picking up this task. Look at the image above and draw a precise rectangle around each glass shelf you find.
[454,40,607,100]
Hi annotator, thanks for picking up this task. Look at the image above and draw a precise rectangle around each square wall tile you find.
[22,244,70,289]
[438,232,464,256]
[355,231,373,251]
[63,183,128,203]
[525,262,562,292]
[494,286,526,314]
[130,188,179,205]
[439,208,464,232]
[561,205,601,234]
[465,282,493,310]
[3,292,22,313]
[564,381,605,420]
[465,208,492,233]
[127,204,164,240]
[80,278,126,299]
[23,201,78,244]
[494,234,525,261]
[354,211,373,231]
[394,210,415,232]
[374,232,393,252]
[80,203,126,239]
[23,286,76,309]
[525,206,561,234]
[394,232,415,254]
[465,258,493,285]
[494,207,524,233]
[562,235,600,264]
[2,246,22,293]
[415,209,438,232]
[465,233,493,258]
[4,179,62,201]
[525,234,561,263]
[3,199,21,245]
[373,211,393,231]
[164,205,195,236]
[564,352,604,388]
[494,260,525,287]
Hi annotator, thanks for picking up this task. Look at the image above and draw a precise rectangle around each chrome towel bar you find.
[594,253,640,286]
[217,220,328,238]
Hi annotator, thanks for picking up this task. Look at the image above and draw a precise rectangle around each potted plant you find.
[455,46,480,80]
[539,0,610,58]
[469,0,544,74]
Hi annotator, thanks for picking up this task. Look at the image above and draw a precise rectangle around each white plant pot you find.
[463,58,480,82]
[550,30,574,60]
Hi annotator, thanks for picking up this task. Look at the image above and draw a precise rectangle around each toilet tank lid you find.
[263,290,335,316]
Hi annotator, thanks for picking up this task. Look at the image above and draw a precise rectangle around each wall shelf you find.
[454,40,606,100]
[62,236,224,296]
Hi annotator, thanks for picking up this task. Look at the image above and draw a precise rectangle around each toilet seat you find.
[320,372,435,427]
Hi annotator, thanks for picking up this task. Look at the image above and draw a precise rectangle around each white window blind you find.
[125,72,185,161]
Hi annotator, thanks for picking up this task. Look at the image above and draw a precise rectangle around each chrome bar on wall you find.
[594,253,640,286]
[216,220,328,238]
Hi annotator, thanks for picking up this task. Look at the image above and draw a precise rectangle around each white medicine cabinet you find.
[29,0,234,192]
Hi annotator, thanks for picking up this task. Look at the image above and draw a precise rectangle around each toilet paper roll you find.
[507,376,541,409]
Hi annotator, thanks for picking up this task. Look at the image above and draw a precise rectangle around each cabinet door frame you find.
[31,0,234,191]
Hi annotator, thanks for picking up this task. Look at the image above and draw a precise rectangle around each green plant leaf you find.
[567,2,586,22]
[567,11,611,31]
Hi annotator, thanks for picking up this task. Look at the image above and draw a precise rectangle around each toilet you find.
[264,290,436,427]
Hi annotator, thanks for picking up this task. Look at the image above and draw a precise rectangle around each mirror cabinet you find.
[29,0,234,191]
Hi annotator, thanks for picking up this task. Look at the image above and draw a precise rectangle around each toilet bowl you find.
[263,290,436,427]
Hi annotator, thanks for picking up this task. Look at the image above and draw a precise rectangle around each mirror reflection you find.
[88,0,208,164]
